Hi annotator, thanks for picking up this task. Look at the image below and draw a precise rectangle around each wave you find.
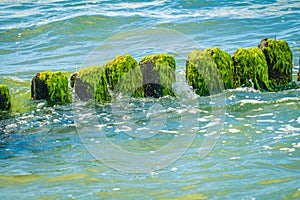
[1,0,300,31]
[227,87,300,112]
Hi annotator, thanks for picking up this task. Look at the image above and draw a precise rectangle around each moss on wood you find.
[104,54,144,98]
[73,54,143,103]
[73,66,111,103]
[0,84,11,111]
[31,71,71,104]
[259,38,293,87]
[186,50,224,96]
[233,47,272,91]
[204,47,234,89]
[139,54,176,97]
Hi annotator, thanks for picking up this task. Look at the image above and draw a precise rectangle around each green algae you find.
[74,54,143,103]
[104,54,144,98]
[0,84,11,111]
[257,177,295,185]
[75,66,111,103]
[186,50,224,96]
[186,39,293,94]
[204,47,234,89]
[0,174,44,187]
[297,58,300,82]
[259,38,293,87]
[11,89,32,113]
[232,47,272,91]
[160,193,208,200]
[0,78,35,114]
[31,71,71,104]
[46,173,89,183]
[139,53,176,97]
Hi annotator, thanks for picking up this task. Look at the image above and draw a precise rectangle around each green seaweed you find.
[259,39,293,87]
[233,47,272,91]
[0,84,11,111]
[104,54,144,97]
[75,54,143,102]
[204,47,235,89]
[186,50,224,96]
[0,77,33,114]
[139,53,176,97]
[33,71,71,104]
[271,81,299,92]
[75,66,111,103]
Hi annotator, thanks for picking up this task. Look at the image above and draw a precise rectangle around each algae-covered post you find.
[104,54,144,98]
[186,50,224,96]
[31,71,71,104]
[72,66,111,103]
[204,48,235,89]
[258,38,293,87]
[297,58,300,81]
[0,84,11,111]
[72,54,144,103]
[139,54,176,97]
[232,47,272,91]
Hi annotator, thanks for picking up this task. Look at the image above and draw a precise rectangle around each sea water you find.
[0,0,299,199]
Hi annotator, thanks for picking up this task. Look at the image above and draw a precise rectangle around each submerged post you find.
[186,49,226,96]
[258,38,293,87]
[298,58,300,81]
[72,54,144,103]
[0,84,11,111]
[139,54,176,97]
[31,71,71,104]
[232,47,272,91]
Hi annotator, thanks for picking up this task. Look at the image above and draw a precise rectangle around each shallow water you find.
[1,0,300,199]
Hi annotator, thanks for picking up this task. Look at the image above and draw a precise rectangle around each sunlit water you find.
[0,0,300,199]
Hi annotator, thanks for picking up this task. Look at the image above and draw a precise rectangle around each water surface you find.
[0,0,300,199]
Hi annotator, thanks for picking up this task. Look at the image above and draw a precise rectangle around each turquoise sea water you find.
[0,0,300,199]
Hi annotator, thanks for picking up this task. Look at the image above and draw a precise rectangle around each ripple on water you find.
[0,0,300,197]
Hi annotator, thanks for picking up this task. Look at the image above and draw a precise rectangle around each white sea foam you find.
[259,113,274,117]
[279,148,295,152]
[253,108,263,112]
[246,115,257,118]
[263,145,272,150]
[228,95,236,100]
[296,117,300,124]
[159,130,178,134]
[114,126,132,133]
[136,127,150,131]
[292,142,300,148]
[171,167,178,172]
[116,1,167,9]
[276,97,300,103]
[197,118,209,122]
[278,125,300,132]
[228,128,241,133]
[239,99,266,106]
[256,120,276,123]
